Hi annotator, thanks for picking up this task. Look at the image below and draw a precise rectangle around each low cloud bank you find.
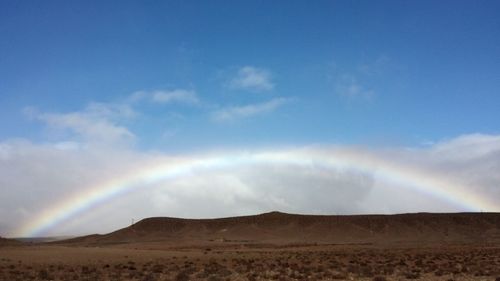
[1,133,499,237]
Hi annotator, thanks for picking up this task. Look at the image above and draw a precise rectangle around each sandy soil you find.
[1,243,499,280]
[2,212,500,280]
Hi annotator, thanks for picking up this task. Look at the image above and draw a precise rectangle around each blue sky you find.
[1,0,499,150]
[1,1,500,236]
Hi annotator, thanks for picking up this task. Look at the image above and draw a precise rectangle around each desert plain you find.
[1,212,500,281]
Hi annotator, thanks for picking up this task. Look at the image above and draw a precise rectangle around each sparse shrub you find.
[152,264,164,273]
[361,265,374,277]
[247,272,258,281]
[405,272,420,279]
[37,269,50,280]
[331,272,348,279]
[141,273,156,281]
[175,270,190,281]
[382,265,394,275]
[347,264,359,273]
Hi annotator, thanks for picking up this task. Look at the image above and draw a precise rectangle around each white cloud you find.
[359,55,390,76]
[23,88,200,149]
[228,66,274,92]
[0,139,153,236]
[328,57,392,99]
[152,89,198,104]
[84,102,137,119]
[430,134,500,160]
[212,97,290,122]
[1,133,500,237]
[130,89,199,105]
[336,74,374,99]
[26,103,136,147]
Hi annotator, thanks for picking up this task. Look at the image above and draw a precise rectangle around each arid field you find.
[1,212,500,281]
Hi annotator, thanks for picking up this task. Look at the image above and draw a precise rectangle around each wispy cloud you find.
[336,74,374,99]
[130,89,199,105]
[212,97,290,122]
[430,134,500,161]
[359,55,391,75]
[22,88,200,149]
[228,66,274,92]
[24,103,136,146]
[328,56,394,100]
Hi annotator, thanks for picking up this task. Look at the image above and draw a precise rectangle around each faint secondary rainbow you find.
[18,148,499,237]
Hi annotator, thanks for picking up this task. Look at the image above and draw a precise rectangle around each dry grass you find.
[0,244,499,280]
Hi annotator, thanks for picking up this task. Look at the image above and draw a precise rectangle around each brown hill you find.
[0,236,21,247]
[60,212,500,247]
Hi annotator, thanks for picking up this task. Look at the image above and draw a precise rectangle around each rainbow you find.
[17,148,500,237]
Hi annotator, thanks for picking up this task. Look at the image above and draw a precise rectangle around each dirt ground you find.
[1,243,499,281]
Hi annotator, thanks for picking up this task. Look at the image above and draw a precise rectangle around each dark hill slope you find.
[0,237,21,247]
[61,212,500,246]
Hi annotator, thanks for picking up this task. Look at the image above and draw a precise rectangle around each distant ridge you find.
[59,211,500,246]
[0,236,21,247]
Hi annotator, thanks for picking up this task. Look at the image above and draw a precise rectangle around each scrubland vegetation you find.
[1,245,499,280]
